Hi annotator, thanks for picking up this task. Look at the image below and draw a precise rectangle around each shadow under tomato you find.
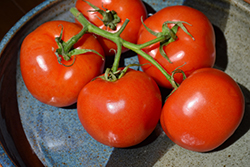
[61,103,77,109]
[208,83,250,152]
[213,25,228,71]
[105,124,175,167]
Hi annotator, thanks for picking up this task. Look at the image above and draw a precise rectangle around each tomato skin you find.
[77,69,162,148]
[137,5,216,88]
[160,68,245,152]
[20,20,105,107]
[75,0,147,56]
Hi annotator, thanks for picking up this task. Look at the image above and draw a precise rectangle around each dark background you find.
[0,0,45,40]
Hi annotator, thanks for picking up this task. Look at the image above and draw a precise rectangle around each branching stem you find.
[70,7,191,89]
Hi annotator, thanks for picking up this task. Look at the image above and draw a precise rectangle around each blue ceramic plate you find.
[1,0,250,166]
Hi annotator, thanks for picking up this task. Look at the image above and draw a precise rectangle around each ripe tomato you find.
[137,5,216,88]
[77,69,162,148]
[20,20,105,107]
[75,0,147,56]
[160,68,245,152]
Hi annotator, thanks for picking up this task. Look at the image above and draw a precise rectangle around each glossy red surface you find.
[161,68,245,152]
[77,69,162,148]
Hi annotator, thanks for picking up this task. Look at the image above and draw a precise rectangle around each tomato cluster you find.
[20,0,245,152]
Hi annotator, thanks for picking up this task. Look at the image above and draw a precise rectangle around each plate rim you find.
[0,0,60,166]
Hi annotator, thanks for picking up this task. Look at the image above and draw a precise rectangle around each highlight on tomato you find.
[77,68,162,148]
[137,5,216,88]
[75,0,147,56]
[160,68,245,152]
[20,20,105,107]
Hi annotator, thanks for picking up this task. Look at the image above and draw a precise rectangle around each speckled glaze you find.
[1,0,250,166]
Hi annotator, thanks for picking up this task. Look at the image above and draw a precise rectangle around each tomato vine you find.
[69,7,194,89]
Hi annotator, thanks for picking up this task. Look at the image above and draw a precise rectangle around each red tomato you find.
[20,20,105,107]
[137,5,216,88]
[75,0,147,56]
[77,69,162,147]
[160,68,245,152]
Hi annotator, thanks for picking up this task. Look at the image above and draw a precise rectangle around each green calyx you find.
[54,25,104,67]
[84,0,121,30]
[99,64,145,82]
[70,7,195,89]
[141,20,195,64]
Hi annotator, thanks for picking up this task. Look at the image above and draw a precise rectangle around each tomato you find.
[137,5,216,88]
[20,20,105,107]
[77,69,162,148]
[75,0,147,56]
[160,68,245,152]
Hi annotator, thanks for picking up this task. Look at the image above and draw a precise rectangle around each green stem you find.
[137,35,169,49]
[111,39,123,72]
[123,41,177,88]
[73,8,127,72]
[64,26,88,53]
[114,19,129,37]
[70,7,178,89]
